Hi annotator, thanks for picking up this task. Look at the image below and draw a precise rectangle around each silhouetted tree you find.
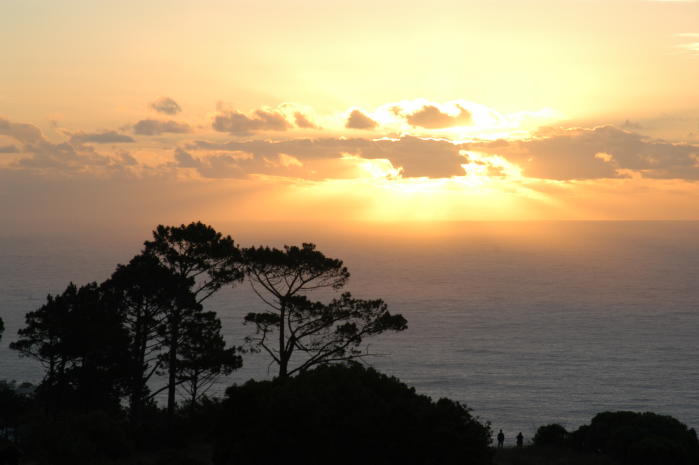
[0,380,33,440]
[242,243,406,377]
[245,293,406,377]
[10,283,128,415]
[534,423,569,447]
[572,411,699,465]
[143,222,244,304]
[176,311,242,416]
[0,317,4,342]
[143,222,243,419]
[102,253,191,426]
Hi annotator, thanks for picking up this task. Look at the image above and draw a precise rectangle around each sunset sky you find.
[2,0,699,233]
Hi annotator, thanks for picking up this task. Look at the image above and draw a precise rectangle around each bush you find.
[213,363,493,465]
[573,411,699,465]
[0,381,34,441]
[24,410,134,465]
[533,423,569,447]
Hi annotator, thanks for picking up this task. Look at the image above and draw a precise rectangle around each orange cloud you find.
[213,109,293,136]
[133,119,192,136]
[345,110,378,130]
[150,97,182,115]
[404,104,473,129]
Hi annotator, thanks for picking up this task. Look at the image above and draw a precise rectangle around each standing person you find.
[516,432,524,448]
[497,429,505,448]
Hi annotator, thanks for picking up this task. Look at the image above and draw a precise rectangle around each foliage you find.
[23,410,133,465]
[242,243,406,377]
[143,222,244,418]
[103,252,192,424]
[243,242,349,291]
[0,381,34,440]
[533,423,569,447]
[213,363,493,465]
[573,411,699,465]
[10,282,129,414]
[143,221,244,304]
[176,311,243,412]
[245,292,406,376]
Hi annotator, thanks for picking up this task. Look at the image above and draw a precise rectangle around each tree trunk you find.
[167,315,179,423]
[189,372,198,418]
[130,327,147,427]
[279,302,287,378]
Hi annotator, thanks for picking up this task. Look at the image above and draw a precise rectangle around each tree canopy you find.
[10,282,129,414]
[144,221,244,303]
[214,363,493,465]
[103,253,192,425]
[242,243,406,377]
[142,221,243,419]
[244,293,406,377]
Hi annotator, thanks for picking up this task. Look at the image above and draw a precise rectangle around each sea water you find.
[1,221,698,444]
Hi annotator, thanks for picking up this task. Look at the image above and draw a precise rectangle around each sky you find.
[1,0,699,234]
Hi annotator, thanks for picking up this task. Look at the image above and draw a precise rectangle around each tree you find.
[102,253,191,425]
[242,243,406,377]
[572,411,699,465]
[143,222,243,419]
[214,364,493,465]
[0,380,34,440]
[176,310,242,416]
[10,283,128,415]
[0,317,4,342]
[245,293,406,377]
[534,423,569,447]
[143,222,244,304]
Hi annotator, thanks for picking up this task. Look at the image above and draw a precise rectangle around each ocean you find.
[1,221,698,444]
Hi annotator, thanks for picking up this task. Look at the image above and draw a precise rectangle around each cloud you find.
[117,150,138,165]
[0,117,141,175]
[212,109,292,135]
[0,117,44,144]
[675,33,699,55]
[187,135,468,178]
[151,97,182,115]
[622,119,643,130]
[404,104,472,129]
[472,125,699,180]
[70,130,135,144]
[0,144,19,153]
[294,112,319,129]
[5,113,699,184]
[174,147,201,168]
[133,119,192,135]
[345,110,378,130]
[173,147,306,179]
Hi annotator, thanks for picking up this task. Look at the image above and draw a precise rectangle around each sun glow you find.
[360,99,561,141]
[287,152,551,223]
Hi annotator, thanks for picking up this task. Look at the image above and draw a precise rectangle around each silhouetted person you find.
[516,432,523,448]
[497,429,505,448]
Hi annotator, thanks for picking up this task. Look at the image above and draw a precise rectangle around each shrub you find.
[533,423,569,447]
[213,363,493,465]
[573,411,699,465]
[24,410,134,465]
